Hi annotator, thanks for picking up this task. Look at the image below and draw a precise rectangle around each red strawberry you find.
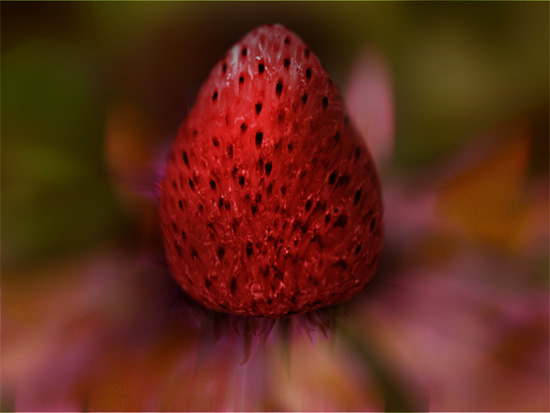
[159,24,383,318]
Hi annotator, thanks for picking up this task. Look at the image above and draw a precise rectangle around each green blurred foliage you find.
[1,2,548,265]
[391,3,549,168]
[1,40,124,265]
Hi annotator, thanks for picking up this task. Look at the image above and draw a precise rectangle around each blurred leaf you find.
[437,122,530,252]
[393,2,549,168]
[2,41,102,155]
[1,40,124,265]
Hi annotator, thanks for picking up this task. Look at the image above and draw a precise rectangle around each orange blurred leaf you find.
[437,122,531,252]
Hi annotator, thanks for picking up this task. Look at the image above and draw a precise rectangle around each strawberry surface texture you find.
[159,24,383,318]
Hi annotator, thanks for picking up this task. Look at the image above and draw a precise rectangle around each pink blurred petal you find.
[345,47,395,167]
[382,180,439,247]
[362,249,550,411]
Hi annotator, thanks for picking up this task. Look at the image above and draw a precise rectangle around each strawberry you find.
[159,24,383,318]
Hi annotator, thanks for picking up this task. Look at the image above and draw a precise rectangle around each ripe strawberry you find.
[159,24,383,318]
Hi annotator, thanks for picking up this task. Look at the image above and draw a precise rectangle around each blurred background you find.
[2,2,548,411]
